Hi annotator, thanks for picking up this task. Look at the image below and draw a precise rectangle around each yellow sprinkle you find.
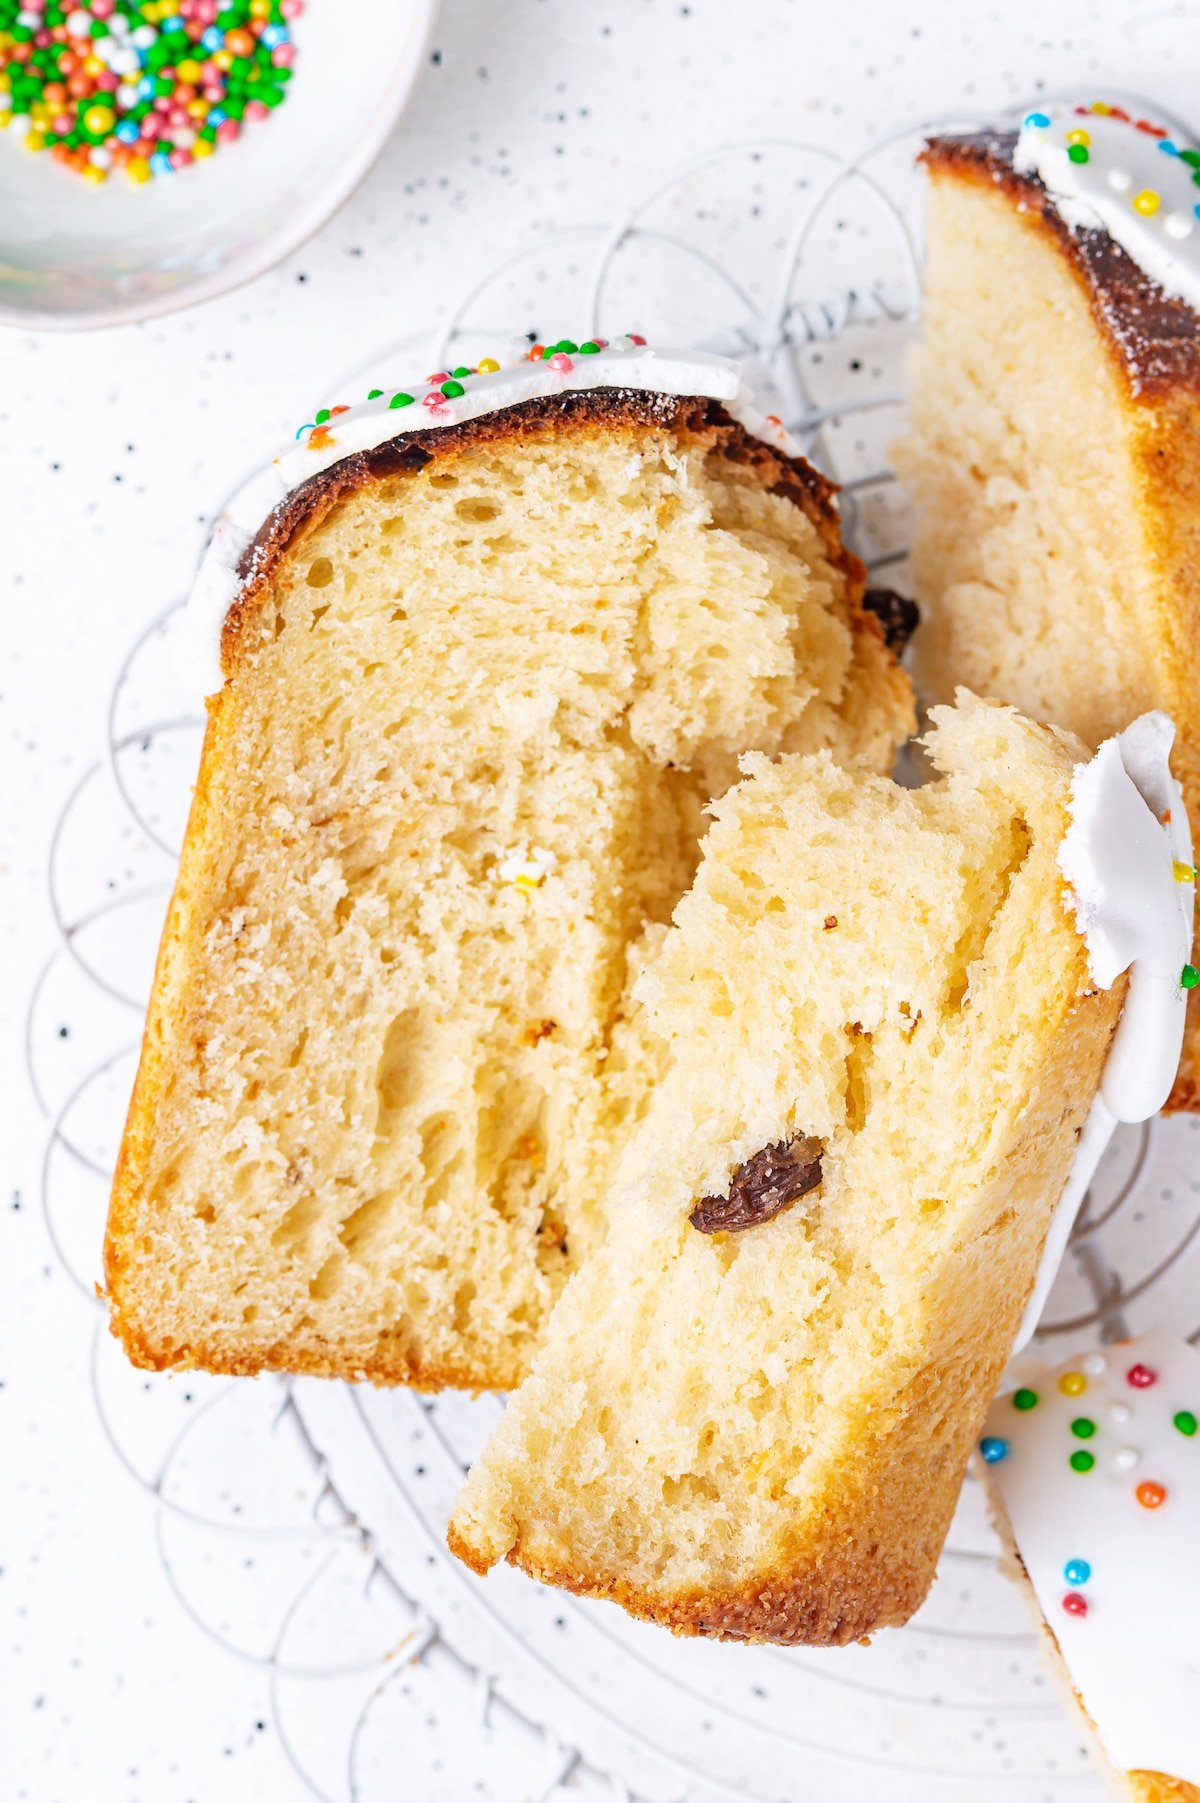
[477,356,501,373]
[1090,101,1113,115]
[23,129,46,151]
[191,137,214,159]
[83,54,105,77]
[81,162,107,183]
[1133,189,1161,216]
[1174,860,1196,883]
[0,113,11,130]
[213,48,233,70]
[1066,128,1091,147]
[249,0,271,14]
[126,155,151,183]
[186,98,207,120]
[176,58,202,83]
[1059,1371,1087,1397]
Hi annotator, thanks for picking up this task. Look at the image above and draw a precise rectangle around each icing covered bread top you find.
[182,337,797,699]
[1014,714,1193,1348]
[980,1332,1200,1785]
[1015,101,1200,314]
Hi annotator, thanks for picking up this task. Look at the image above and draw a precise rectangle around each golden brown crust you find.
[106,389,896,1391]
[221,389,873,683]
[921,131,1200,401]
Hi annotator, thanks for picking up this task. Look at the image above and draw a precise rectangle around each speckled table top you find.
[4,3,1199,1800]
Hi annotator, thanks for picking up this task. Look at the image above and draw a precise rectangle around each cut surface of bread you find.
[105,389,913,1391]
[894,131,1200,1106]
[447,694,1125,1643]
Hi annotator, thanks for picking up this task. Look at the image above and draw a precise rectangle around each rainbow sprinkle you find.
[0,0,301,185]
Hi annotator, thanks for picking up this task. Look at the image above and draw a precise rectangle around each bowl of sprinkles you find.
[0,0,438,327]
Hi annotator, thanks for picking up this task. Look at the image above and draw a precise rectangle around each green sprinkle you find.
[314,408,330,425]
[1181,148,1200,168]
[440,379,465,397]
[555,338,579,354]
[388,391,415,409]
[451,365,472,378]
[1182,964,1199,990]
[579,341,601,354]
[1013,1388,1039,1411]
[367,388,383,400]
[1070,1416,1097,1439]
[541,345,555,359]
[1067,144,1090,164]
[1175,1410,1198,1436]
[1069,1450,1095,1473]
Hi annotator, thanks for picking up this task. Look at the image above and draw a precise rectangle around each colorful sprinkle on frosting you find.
[0,0,300,184]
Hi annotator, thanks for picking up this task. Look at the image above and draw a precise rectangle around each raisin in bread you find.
[105,349,913,1391]
[448,695,1133,1641]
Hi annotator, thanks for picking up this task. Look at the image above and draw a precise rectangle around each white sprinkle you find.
[1082,1352,1108,1377]
[1107,1399,1131,1423]
[89,145,112,169]
[1164,211,1194,241]
[1114,1446,1140,1471]
[1108,166,1133,193]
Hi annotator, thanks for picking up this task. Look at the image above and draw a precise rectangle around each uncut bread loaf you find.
[105,353,913,1391]
[448,696,1130,1642]
[894,111,1200,1107]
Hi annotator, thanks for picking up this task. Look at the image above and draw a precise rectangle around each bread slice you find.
[894,122,1200,1107]
[977,1333,1200,1802]
[447,694,1128,1642]
[104,376,913,1391]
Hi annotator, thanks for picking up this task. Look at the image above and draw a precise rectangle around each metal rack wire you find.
[28,100,1200,1803]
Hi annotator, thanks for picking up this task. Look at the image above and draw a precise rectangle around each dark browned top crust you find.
[221,389,874,681]
[922,131,1200,399]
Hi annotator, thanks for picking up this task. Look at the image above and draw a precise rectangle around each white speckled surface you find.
[5,3,1200,1800]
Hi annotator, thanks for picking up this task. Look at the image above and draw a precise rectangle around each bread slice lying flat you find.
[105,386,913,1391]
[895,127,1200,1107]
[448,694,1126,1642]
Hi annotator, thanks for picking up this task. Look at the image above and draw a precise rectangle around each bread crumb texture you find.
[448,696,1124,1644]
[894,164,1200,1106]
[104,404,913,1390]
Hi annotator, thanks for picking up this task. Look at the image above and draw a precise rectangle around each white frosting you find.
[179,342,800,698]
[980,1332,1200,1786]
[1014,714,1193,1349]
[1015,104,1200,312]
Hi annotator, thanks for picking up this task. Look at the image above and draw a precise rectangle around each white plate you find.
[0,0,438,330]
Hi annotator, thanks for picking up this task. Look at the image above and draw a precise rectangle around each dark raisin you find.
[862,586,919,653]
[689,1135,823,1234]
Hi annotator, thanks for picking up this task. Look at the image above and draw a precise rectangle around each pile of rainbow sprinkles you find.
[0,0,301,184]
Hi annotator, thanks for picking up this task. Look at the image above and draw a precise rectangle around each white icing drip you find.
[178,343,797,698]
[1015,105,1200,312]
[981,1332,1200,1787]
[1013,713,1193,1350]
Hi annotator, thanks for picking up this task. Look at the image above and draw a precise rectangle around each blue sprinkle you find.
[1158,139,1180,156]
[136,75,155,98]
[1195,203,1200,221]
[201,25,223,51]
[159,14,183,30]
[1024,111,1051,129]
[150,152,174,176]
[260,23,289,46]
[1064,1558,1092,1586]
[208,107,227,126]
[115,119,139,144]
[294,423,315,439]
[979,1436,1009,1463]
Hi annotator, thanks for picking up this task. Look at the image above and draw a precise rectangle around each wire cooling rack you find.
[28,101,1200,1803]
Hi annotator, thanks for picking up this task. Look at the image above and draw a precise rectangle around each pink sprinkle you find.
[628,333,647,345]
[34,28,51,46]
[202,83,222,101]
[271,42,294,65]
[425,371,449,383]
[53,111,72,131]
[1127,1363,1158,1389]
[215,117,239,144]
[153,96,171,114]
[95,70,118,90]
[243,98,269,123]
[140,116,160,138]
[548,352,574,373]
[169,148,193,169]
[280,0,303,16]
[91,0,114,15]
[422,391,449,412]
[168,106,189,127]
